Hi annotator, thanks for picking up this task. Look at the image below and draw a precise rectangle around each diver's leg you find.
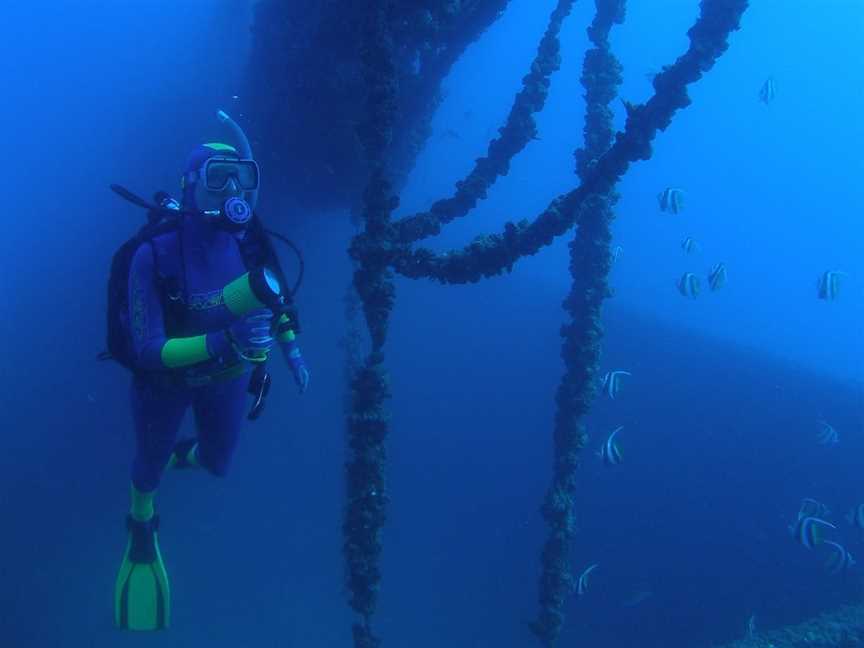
[115,378,189,631]
[192,375,248,478]
[167,437,201,470]
[130,378,191,497]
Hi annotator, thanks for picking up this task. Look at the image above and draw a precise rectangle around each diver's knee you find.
[198,452,232,478]
[204,461,231,478]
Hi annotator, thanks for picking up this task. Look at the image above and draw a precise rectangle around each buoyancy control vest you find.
[100,185,303,373]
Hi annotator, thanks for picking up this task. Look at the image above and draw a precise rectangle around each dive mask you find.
[195,157,260,192]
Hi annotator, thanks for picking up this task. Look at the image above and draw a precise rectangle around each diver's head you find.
[181,142,259,231]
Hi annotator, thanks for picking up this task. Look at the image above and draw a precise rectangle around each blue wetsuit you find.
[127,215,252,492]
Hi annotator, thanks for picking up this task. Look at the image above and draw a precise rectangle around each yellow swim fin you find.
[114,514,170,631]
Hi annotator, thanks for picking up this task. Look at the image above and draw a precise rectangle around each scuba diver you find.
[105,111,309,631]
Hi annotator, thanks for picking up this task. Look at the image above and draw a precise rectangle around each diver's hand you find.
[227,309,274,362]
[281,340,310,394]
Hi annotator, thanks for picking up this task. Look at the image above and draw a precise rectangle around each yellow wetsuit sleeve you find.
[160,335,211,369]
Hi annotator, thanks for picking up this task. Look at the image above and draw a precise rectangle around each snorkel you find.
[217,109,258,211]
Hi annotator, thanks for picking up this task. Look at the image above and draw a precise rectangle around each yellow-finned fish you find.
[600,371,631,400]
[658,187,684,214]
[791,516,835,549]
[798,498,830,521]
[681,237,699,254]
[678,272,700,298]
[599,426,624,466]
[759,77,776,105]
[817,270,846,300]
[576,563,599,596]
[817,420,839,446]
[707,262,727,291]
[846,504,864,529]
[824,541,855,574]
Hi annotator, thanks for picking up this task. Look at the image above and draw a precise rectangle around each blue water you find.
[0,1,861,647]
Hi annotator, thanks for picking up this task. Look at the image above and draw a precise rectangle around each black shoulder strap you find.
[140,222,184,304]
[241,215,293,300]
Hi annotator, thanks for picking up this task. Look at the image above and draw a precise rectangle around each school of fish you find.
[575,75,855,617]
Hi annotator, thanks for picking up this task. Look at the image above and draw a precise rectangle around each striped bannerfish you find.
[824,541,855,574]
[600,371,631,400]
[678,272,700,298]
[846,504,864,529]
[792,516,835,549]
[657,187,684,214]
[746,614,757,639]
[600,426,624,466]
[817,270,846,300]
[707,262,727,291]
[798,498,830,521]
[759,76,776,105]
[576,563,599,596]
[817,421,839,446]
[681,237,699,254]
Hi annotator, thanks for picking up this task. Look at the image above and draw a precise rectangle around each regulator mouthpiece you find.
[223,196,252,229]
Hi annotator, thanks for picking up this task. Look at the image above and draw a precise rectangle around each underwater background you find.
[0,1,861,647]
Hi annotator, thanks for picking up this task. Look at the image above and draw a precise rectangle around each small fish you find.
[440,128,462,141]
[600,426,624,466]
[231,94,239,100]
[846,504,864,529]
[816,421,839,446]
[792,516,836,549]
[707,262,727,291]
[817,271,846,301]
[576,563,598,596]
[799,498,830,520]
[600,371,631,399]
[681,237,700,254]
[746,614,757,639]
[759,77,776,105]
[622,590,653,607]
[612,245,623,263]
[824,541,855,574]
[657,187,684,214]
[678,272,700,298]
